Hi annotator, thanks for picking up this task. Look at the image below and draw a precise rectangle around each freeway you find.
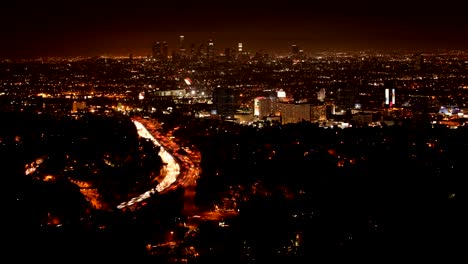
[116,117,200,213]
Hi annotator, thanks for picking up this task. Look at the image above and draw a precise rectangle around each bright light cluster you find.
[117,120,180,209]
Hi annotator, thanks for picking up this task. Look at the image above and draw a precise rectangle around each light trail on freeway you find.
[116,119,181,209]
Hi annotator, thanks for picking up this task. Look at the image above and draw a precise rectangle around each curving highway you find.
[116,117,201,213]
[116,119,182,209]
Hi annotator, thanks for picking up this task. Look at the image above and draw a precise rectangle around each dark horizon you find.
[1,0,467,58]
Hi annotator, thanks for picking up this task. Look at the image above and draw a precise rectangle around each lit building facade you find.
[384,88,396,107]
[310,104,327,122]
[207,38,215,59]
[277,102,311,124]
[152,41,168,61]
[254,96,277,119]
[179,35,185,54]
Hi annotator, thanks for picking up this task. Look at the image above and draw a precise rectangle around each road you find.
[116,117,200,216]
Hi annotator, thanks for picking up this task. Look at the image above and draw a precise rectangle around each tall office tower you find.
[383,80,397,107]
[213,86,236,119]
[152,42,162,59]
[384,87,396,107]
[238,42,243,53]
[207,38,215,59]
[383,88,396,107]
[291,44,299,56]
[254,96,277,118]
[152,41,168,61]
[337,83,357,110]
[179,35,186,54]
[161,41,168,60]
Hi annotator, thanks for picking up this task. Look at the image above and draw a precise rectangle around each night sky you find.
[1,0,467,58]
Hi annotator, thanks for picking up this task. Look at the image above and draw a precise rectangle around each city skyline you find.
[1,0,467,58]
[4,31,468,262]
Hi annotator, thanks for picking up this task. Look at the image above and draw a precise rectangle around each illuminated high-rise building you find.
[384,88,396,107]
[291,44,299,55]
[277,102,311,124]
[179,35,186,54]
[207,38,215,59]
[152,41,168,61]
[254,96,278,119]
[152,42,162,59]
[291,44,305,59]
[384,80,397,107]
[238,43,243,53]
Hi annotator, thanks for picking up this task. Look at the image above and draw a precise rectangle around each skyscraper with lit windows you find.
[152,41,168,61]
[152,42,161,59]
[207,38,215,59]
[179,35,186,55]
[384,80,397,107]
